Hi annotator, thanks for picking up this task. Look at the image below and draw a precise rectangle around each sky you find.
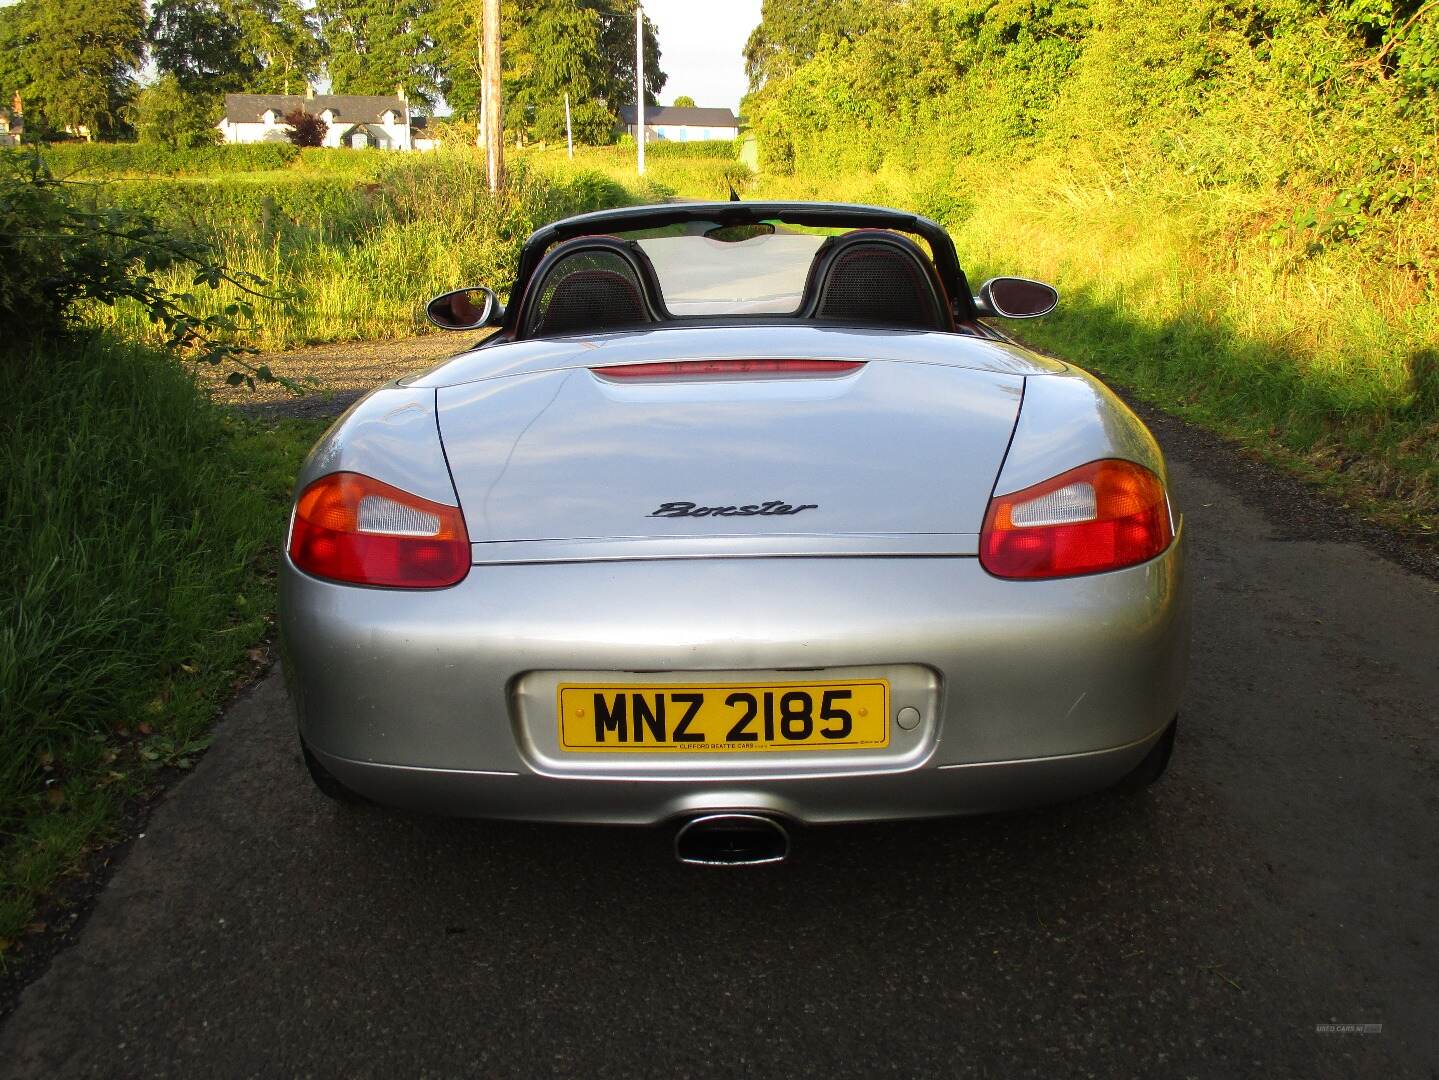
[642,0,761,113]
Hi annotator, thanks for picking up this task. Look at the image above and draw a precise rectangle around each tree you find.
[150,0,323,97]
[234,0,325,95]
[0,5,29,110]
[149,0,257,95]
[318,0,438,104]
[587,0,664,109]
[743,0,889,92]
[503,0,610,142]
[282,107,326,147]
[427,0,665,142]
[3,0,147,138]
[130,75,222,148]
[673,94,695,107]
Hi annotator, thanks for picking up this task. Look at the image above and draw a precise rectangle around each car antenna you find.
[728,183,741,202]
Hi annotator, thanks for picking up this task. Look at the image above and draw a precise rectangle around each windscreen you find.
[634,230,827,316]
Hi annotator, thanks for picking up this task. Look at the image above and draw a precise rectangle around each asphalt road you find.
[2,418,1437,1078]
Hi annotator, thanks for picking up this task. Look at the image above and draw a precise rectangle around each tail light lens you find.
[288,472,470,588]
[980,459,1173,580]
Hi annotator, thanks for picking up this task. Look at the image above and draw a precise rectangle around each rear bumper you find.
[309,728,1167,825]
[280,528,1187,824]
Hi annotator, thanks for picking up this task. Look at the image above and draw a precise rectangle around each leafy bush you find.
[295,145,396,176]
[0,151,276,381]
[282,108,326,148]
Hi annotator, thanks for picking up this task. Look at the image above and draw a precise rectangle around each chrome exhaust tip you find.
[674,813,790,867]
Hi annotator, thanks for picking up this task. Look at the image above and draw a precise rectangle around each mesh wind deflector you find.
[524,249,652,338]
[813,237,947,331]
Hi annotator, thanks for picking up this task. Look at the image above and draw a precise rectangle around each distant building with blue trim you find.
[617,105,739,143]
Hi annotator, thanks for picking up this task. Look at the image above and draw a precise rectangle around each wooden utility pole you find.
[635,1,645,177]
[476,15,485,150]
[483,0,503,192]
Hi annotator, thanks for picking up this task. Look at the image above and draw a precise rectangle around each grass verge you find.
[0,332,325,955]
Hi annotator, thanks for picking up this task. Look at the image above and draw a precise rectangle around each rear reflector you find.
[593,359,865,379]
[980,459,1173,579]
[289,472,470,588]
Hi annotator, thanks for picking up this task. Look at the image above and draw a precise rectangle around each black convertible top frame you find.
[503,201,978,333]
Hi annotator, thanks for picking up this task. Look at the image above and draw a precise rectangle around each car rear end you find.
[279,327,1187,837]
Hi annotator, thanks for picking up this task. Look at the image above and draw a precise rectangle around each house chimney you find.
[396,84,407,103]
[11,92,20,115]
[305,85,315,100]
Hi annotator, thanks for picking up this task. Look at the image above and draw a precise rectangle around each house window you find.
[679,128,688,142]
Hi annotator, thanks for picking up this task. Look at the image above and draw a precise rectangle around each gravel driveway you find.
[209,332,489,421]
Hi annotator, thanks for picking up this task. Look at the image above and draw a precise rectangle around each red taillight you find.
[594,359,865,379]
[980,459,1173,580]
[288,472,470,588]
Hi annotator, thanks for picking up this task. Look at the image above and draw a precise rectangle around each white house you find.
[219,91,418,151]
[617,105,739,143]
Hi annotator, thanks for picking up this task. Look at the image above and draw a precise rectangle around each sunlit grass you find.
[0,333,325,949]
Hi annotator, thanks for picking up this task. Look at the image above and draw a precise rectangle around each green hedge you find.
[18,142,302,177]
[641,139,738,160]
[582,139,739,163]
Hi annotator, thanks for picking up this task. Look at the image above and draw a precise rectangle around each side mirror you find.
[426,286,502,330]
[974,277,1058,319]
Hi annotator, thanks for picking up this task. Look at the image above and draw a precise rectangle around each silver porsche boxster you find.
[279,202,1187,864]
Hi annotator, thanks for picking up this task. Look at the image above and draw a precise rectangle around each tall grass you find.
[88,152,640,350]
[54,144,751,351]
[0,333,320,944]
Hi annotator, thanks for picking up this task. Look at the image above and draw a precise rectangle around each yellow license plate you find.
[557,679,890,753]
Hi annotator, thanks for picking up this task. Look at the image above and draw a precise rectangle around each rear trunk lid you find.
[436,350,1025,563]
